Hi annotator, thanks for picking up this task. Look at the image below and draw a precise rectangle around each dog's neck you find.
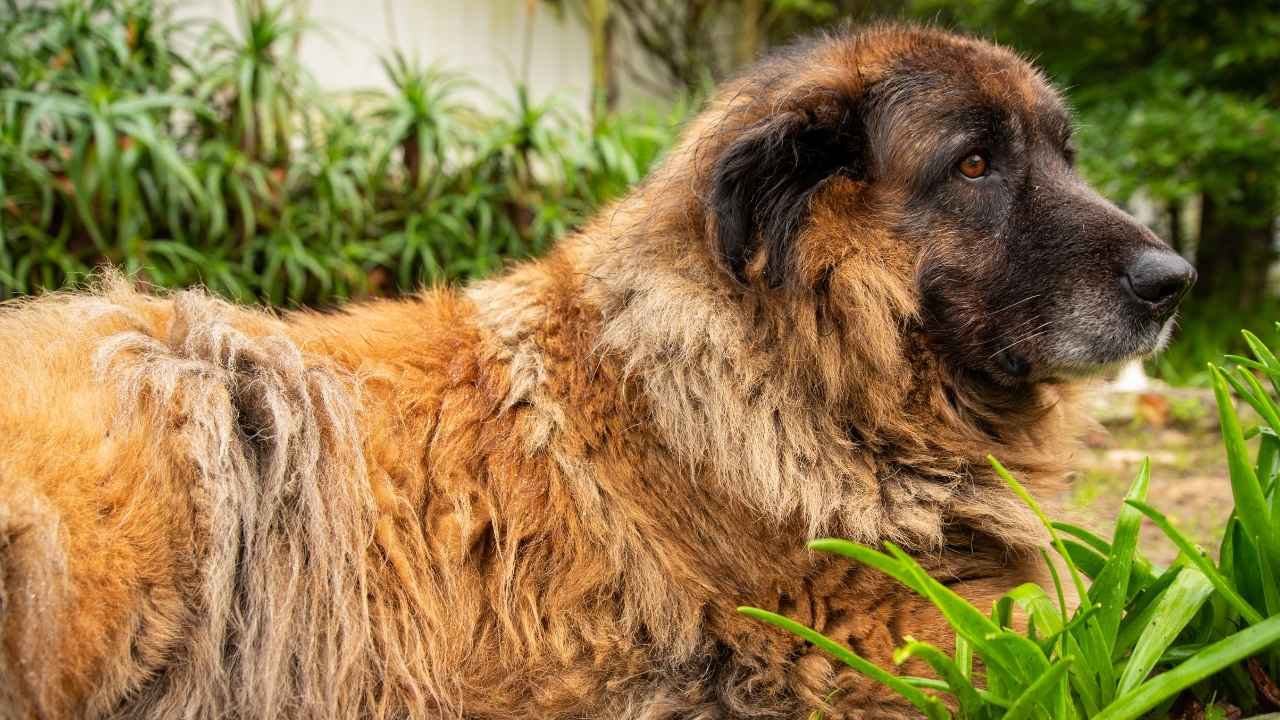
[467,187,1080,552]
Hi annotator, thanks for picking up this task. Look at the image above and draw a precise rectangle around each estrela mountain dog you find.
[0,23,1193,720]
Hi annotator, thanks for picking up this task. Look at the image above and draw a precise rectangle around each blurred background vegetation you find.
[1,0,1277,384]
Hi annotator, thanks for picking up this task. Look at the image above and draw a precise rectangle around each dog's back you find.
[0,268,749,719]
[0,280,382,717]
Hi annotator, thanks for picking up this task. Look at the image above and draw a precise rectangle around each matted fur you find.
[0,25,1109,720]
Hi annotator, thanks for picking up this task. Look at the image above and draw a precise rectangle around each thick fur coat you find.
[0,24,1191,720]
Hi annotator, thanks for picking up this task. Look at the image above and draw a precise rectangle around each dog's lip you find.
[1036,316,1176,380]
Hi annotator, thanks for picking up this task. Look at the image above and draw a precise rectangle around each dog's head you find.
[704,25,1194,385]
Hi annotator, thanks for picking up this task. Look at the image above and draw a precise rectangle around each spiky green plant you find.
[0,0,691,305]
[742,325,1280,719]
[370,52,471,193]
[0,0,209,291]
[194,0,312,164]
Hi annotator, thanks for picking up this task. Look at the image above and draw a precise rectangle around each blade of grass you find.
[955,633,973,682]
[1061,540,1107,580]
[1258,433,1279,495]
[989,456,1090,606]
[1242,330,1280,398]
[886,542,1051,684]
[1039,605,1101,659]
[900,678,1012,708]
[738,607,951,720]
[989,457,1116,701]
[1005,582,1063,640]
[1222,367,1280,435]
[1041,549,1069,622]
[1115,565,1183,658]
[1052,522,1112,554]
[808,539,926,595]
[813,538,1047,686]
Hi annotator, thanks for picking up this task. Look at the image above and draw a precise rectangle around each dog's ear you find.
[710,96,868,286]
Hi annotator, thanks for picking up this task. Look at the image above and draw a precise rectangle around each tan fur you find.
[0,26,1083,719]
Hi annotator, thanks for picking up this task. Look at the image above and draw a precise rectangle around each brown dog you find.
[0,24,1193,719]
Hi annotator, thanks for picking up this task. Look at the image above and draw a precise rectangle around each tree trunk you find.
[1166,199,1183,256]
[734,0,764,68]
[1194,190,1277,307]
[586,0,615,123]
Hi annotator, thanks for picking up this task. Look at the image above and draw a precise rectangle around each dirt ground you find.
[1063,382,1237,568]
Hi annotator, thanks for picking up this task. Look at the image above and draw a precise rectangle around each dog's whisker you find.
[989,320,1055,358]
[990,293,1041,317]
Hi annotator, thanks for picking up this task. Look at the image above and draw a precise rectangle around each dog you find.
[0,23,1193,720]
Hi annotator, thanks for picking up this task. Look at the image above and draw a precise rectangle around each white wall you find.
[181,0,596,113]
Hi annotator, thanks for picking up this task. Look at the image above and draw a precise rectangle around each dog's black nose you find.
[1125,249,1196,316]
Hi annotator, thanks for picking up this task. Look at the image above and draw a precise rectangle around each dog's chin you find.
[994,316,1177,384]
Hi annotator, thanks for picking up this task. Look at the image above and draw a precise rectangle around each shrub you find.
[0,0,687,305]
[743,325,1280,718]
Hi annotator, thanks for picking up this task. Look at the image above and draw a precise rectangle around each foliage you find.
[742,326,1280,718]
[0,0,685,305]
[540,0,866,93]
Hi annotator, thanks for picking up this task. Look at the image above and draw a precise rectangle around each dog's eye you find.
[957,153,989,179]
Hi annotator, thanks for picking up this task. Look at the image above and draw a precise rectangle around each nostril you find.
[1125,250,1196,309]
[1128,273,1187,304]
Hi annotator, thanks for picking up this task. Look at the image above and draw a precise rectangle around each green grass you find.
[742,324,1280,718]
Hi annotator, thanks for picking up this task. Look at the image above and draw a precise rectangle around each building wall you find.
[181,0,597,113]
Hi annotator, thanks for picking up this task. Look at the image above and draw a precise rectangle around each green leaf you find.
[1223,367,1280,435]
[1210,365,1280,582]
[1003,657,1074,720]
[811,538,1048,686]
[894,638,986,719]
[808,538,926,594]
[1258,434,1279,496]
[738,607,951,720]
[1060,540,1106,580]
[1092,460,1150,649]
[1094,614,1280,720]
[1116,567,1214,696]
[1038,604,1100,659]
[1052,522,1112,555]
[1115,565,1183,657]
[1006,583,1063,641]
[990,457,1114,703]
[989,456,1090,606]
[1126,499,1263,624]
[1242,330,1280,398]
[954,633,973,682]
[901,546,1055,693]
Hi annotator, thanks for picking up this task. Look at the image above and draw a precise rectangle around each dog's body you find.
[0,25,1193,719]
